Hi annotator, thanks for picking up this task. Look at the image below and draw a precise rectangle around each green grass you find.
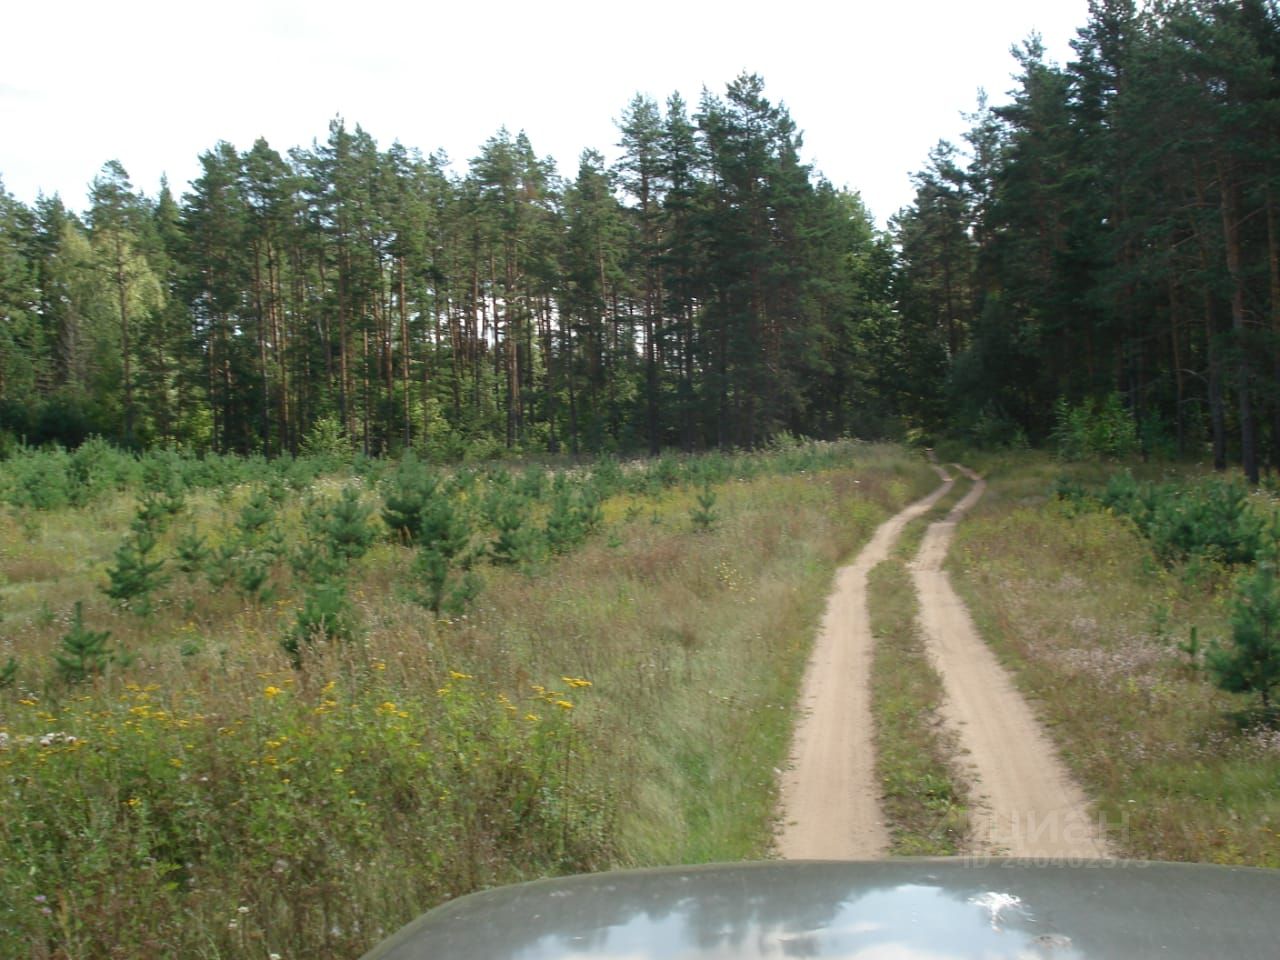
[946,450,1280,866]
[868,476,972,855]
[0,440,938,959]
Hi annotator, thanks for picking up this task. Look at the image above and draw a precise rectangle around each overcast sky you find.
[2,0,1087,226]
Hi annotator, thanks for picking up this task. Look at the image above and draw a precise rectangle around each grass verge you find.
[947,451,1280,866]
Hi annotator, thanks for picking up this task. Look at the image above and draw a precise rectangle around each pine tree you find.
[1208,562,1280,712]
[55,602,113,683]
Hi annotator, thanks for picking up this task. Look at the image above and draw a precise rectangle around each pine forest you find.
[0,2,1277,477]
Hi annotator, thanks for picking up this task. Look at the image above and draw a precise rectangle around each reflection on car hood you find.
[360,858,1280,959]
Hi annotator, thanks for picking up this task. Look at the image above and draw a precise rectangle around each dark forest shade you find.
[894,0,1280,480]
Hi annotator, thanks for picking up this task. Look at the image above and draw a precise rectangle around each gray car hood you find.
[360,858,1280,959]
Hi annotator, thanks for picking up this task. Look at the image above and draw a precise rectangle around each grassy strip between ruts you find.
[868,478,972,855]
[0,442,939,960]
[946,451,1280,867]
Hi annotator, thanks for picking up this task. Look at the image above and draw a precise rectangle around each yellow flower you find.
[264,686,283,699]
[524,713,541,723]
[554,700,574,711]
[127,796,141,808]
[561,676,592,688]
[169,757,184,768]
[449,670,473,681]
[322,680,337,694]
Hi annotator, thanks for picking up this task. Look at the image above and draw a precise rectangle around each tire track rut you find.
[776,470,952,859]
[911,465,1109,859]
[778,463,1109,860]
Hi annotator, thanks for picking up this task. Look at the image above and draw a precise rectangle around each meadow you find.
[0,439,936,960]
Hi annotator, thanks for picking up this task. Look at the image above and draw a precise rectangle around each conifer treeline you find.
[8,2,1280,475]
[0,74,898,457]
[895,0,1280,480]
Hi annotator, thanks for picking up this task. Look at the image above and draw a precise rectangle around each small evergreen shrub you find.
[381,452,438,544]
[1053,393,1138,460]
[690,482,719,532]
[1208,562,1280,713]
[55,602,113,684]
[103,529,168,617]
[485,488,540,566]
[284,580,357,666]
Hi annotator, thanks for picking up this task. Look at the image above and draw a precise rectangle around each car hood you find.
[360,858,1280,959]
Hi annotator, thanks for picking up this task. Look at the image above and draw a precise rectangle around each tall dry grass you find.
[0,441,936,959]
[949,451,1280,867]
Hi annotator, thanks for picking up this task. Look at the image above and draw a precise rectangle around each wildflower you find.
[524,713,541,723]
[264,686,283,699]
[169,757,183,768]
[237,905,249,914]
[449,670,473,681]
[554,700,574,710]
[561,676,592,688]
[322,679,337,694]
[127,797,141,808]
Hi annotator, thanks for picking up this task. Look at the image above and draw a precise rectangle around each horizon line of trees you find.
[7,2,1280,483]
[0,74,902,461]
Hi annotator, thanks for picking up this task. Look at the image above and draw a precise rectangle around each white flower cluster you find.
[0,730,79,750]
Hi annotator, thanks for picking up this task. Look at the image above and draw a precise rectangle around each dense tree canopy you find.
[0,76,897,458]
[6,5,1280,479]
[894,0,1280,480]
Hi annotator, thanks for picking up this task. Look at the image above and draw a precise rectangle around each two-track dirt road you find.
[776,463,1108,860]
[775,468,953,859]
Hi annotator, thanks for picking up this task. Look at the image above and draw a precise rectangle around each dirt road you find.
[912,465,1109,858]
[777,463,1108,860]
[775,469,953,859]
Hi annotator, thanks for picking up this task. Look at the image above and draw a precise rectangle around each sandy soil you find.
[911,465,1109,859]
[775,468,953,859]
[777,462,1109,861]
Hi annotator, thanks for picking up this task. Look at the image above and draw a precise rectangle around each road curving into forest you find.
[775,466,953,859]
[777,461,1109,861]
